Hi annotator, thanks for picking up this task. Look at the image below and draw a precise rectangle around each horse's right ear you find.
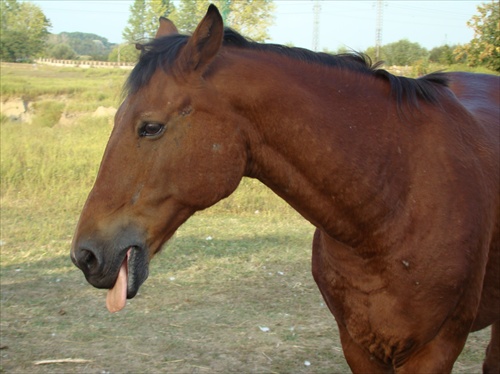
[174,4,223,76]
[155,17,178,39]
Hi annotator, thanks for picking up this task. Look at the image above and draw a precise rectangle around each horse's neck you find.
[219,54,408,246]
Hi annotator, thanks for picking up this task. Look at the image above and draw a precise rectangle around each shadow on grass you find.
[0,231,489,374]
[1,227,312,276]
[0,237,347,374]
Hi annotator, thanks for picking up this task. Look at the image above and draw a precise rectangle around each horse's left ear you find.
[155,17,178,39]
[175,4,223,75]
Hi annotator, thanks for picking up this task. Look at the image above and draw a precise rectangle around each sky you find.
[30,0,484,52]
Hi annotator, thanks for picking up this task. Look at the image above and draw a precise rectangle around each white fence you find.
[36,58,134,69]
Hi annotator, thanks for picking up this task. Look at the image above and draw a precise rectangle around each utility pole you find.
[312,0,321,51]
[375,0,384,60]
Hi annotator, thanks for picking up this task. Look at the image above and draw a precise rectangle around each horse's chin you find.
[126,246,149,299]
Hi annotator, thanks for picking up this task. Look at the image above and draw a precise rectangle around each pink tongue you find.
[106,250,130,313]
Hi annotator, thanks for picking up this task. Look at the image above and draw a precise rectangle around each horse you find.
[71,5,499,373]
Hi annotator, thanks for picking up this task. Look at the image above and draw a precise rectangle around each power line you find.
[35,6,129,15]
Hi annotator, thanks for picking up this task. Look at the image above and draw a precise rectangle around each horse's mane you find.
[125,28,448,107]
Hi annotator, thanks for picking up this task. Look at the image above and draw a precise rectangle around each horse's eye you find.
[139,122,165,137]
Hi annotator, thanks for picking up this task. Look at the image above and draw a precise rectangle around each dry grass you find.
[1,204,347,373]
[1,207,490,374]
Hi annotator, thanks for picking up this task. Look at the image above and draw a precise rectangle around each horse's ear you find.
[155,17,178,39]
[175,4,223,74]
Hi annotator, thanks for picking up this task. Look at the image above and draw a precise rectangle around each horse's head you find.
[71,5,248,312]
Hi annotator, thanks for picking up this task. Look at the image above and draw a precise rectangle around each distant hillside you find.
[46,32,116,60]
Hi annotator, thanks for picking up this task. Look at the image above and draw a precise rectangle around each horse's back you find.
[447,72,500,140]
[447,72,500,330]
[447,72,499,203]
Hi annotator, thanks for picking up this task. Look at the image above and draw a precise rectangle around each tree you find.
[145,0,176,38]
[363,46,380,63]
[382,39,428,66]
[454,1,499,72]
[123,0,274,44]
[172,0,275,42]
[108,44,140,63]
[173,0,207,34]
[48,43,77,60]
[226,0,275,42]
[123,0,176,43]
[0,0,51,61]
[123,0,148,43]
[44,32,115,60]
[63,32,112,60]
[429,44,464,65]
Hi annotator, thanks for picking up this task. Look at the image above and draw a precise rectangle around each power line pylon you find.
[313,0,321,51]
[375,0,384,60]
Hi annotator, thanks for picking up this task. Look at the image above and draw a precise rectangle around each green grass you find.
[0,64,126,110]
[32,101,65,128]
[0,63,491,373]
[1,117,110,199]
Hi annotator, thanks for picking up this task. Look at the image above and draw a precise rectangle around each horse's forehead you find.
[126,78,170,107]
[117,82,187,125]
[116,97,132,122]
[141,69,188,98]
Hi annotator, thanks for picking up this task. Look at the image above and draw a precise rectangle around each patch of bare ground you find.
[1,98,33,123]
[1,97,116,126]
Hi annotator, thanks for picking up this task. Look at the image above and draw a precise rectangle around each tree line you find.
[367,1,497,72]
[1,0,498,72]
[108,0,275,62]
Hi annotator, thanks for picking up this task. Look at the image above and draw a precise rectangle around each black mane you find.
[125,28,448,107]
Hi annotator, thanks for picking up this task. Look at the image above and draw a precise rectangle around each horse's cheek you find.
[189,137,245,207]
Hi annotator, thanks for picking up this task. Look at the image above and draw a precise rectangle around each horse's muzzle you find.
[71,226,149,298]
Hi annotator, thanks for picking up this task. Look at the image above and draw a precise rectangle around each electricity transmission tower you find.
[375,0,384,60]
[312,0,321,51]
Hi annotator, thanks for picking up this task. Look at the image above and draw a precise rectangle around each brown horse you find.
[71,5,499,373]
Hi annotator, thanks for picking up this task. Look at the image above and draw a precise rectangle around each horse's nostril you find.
[81,249,98,270]
[74,247,100,273]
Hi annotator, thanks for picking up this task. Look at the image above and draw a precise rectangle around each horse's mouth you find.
[106,246,149,313]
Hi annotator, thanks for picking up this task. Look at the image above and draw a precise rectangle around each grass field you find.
[0,63,492,373]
